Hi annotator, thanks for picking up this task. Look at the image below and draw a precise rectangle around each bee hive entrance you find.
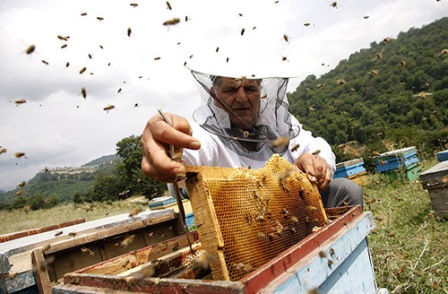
[186,154,328,281]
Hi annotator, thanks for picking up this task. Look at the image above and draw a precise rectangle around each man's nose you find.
[235,87,248,103]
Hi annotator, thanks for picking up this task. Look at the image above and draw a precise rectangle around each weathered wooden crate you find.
[51,206,382,293]
[0,209,184,293]
[420,161,448,218]
[436,150,448,162]
[334,158,369,186]
[374,147,421,181]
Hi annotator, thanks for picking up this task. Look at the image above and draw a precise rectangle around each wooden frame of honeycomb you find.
[185,154,328,281]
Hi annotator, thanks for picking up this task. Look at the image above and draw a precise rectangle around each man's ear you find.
[210,86,216,98]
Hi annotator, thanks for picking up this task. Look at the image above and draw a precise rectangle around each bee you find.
[81,87,87,99]
[270,136,289,148]
[275,220,283,234]
[166,1,172,10]
[80,12,87,16]
[68,232,77,237]
[329,248,335,257]
[16,190,24,196]
[372,151,381,156]
[154,56,161,60]
[289,226,297,233]
[0,148,7,155]
[66,62,70,68]
[81,247,95,256]
[413,92,432,99]
[216,47,219,52]
[440,49,448,55]
[336,79,346,85]
[330,2,337,8]
[318,251,327,258]
[257,232,266,239]
[312,149,321,155]
[383,37,391,43]
[129,208,143,217]
[328,259,334,266]
[241,28,245,36]
[121,235,135,247]
[130,3,138,7]
[191,251,215,270]
[15,152,26,158]
[79,67,87,74]
[316,83,324,89]
[363,16,369,19]
[370,69,379,77]
[304,22,310,26]
[24,205,31,213]
[96,16,104,21]
[88,53,92,59]
[127,27,132,37]
[54,231,63,236]
[61,44,67,49]
[26,45,36,54]
[57,35,69,41]
[15,99,27,106]
[103,105,115,112]
[283,34,289,43]
[290,216,298,223]
[400,60,407,67]
[42,60,49,65]
[226,57,230,63]
[163,18,180,26]
[305,205,318,211]
[282,56,288,61]
[118,88,122,94]
[42,244,51,252]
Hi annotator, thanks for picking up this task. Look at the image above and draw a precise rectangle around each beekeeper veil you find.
[189,68,300,160]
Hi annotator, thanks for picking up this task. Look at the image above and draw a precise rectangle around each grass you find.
[0,162,447,293]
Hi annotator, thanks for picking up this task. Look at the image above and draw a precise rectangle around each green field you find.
[1,163,447,293]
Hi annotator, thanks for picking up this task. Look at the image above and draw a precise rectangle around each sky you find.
[0,0,447,192]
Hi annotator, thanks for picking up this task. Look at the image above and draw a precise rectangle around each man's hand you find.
[295,153,332,190]
[141,113,201,183]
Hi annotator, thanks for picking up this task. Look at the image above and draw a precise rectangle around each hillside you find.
[288,17,448,168]
[0,154,118,206]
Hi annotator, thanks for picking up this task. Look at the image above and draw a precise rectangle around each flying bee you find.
[226,57,230,63]
[363,15,369,19]
[216,47,219,52]
[0,148,7,155]
[80,12,87,16]
[15,99,27,106]
[336,79,345,85]
[54,231,63,236]
[26,44,36,54]
[121,235,135,247]
[271,136,289,148]
[383,37,391,43]
[127,27,132,37]
[241,28,245,36]
[304,22,310,26]
[81,247,95,256]
[330,2,337,8]
[375,52,382,60]
[103,105,115,112]
[16,190,24,196]
[400,60,407,67]
[15,152,26,158]
[129,208,143,217]
[154,56,161,60]
[96,16,104,21]
[166,1,172,10]
[370,69,379,77]
[312,149,321,155]
[81,87,87,99]
[68,232,77,237]
[319,251,327,258]
[61,44,67,49]
[57,35,69,41]
[282,56,288,61]
[118,88,122,93]
[18,181,26,188]
[413,92,432,99]
[163,18,180,26]
[79,67,87,74]
[41,60,49,65]
[316,83,324,89]
[24,205,31,213]
[283,34,289,43]
[65,62,70,68]
[130,3,138,7]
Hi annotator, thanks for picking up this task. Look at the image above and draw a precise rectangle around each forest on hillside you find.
[288,17,448,168]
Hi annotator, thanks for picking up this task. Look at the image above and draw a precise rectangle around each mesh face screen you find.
[186,154,328,281]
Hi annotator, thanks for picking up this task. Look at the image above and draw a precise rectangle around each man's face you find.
[211,77,261,129]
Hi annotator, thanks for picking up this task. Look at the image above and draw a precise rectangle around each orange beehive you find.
[185,154,328,281]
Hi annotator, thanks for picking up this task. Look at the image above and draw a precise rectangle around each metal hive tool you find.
[185,154,328,281]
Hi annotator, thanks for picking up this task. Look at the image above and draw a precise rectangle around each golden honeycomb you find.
[185,154,327,281]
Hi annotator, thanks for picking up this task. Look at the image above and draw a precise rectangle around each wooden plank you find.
[185,170,229,281]
[0,219,85,243]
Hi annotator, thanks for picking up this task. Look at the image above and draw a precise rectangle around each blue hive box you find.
[436,150,448,162]
[374,146,419,173]
[335,158,366,178]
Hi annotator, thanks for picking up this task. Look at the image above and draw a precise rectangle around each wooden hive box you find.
[374,146,421,181]
[420,161,448,218]
[436,150,448,162]
[52,206,383,293]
